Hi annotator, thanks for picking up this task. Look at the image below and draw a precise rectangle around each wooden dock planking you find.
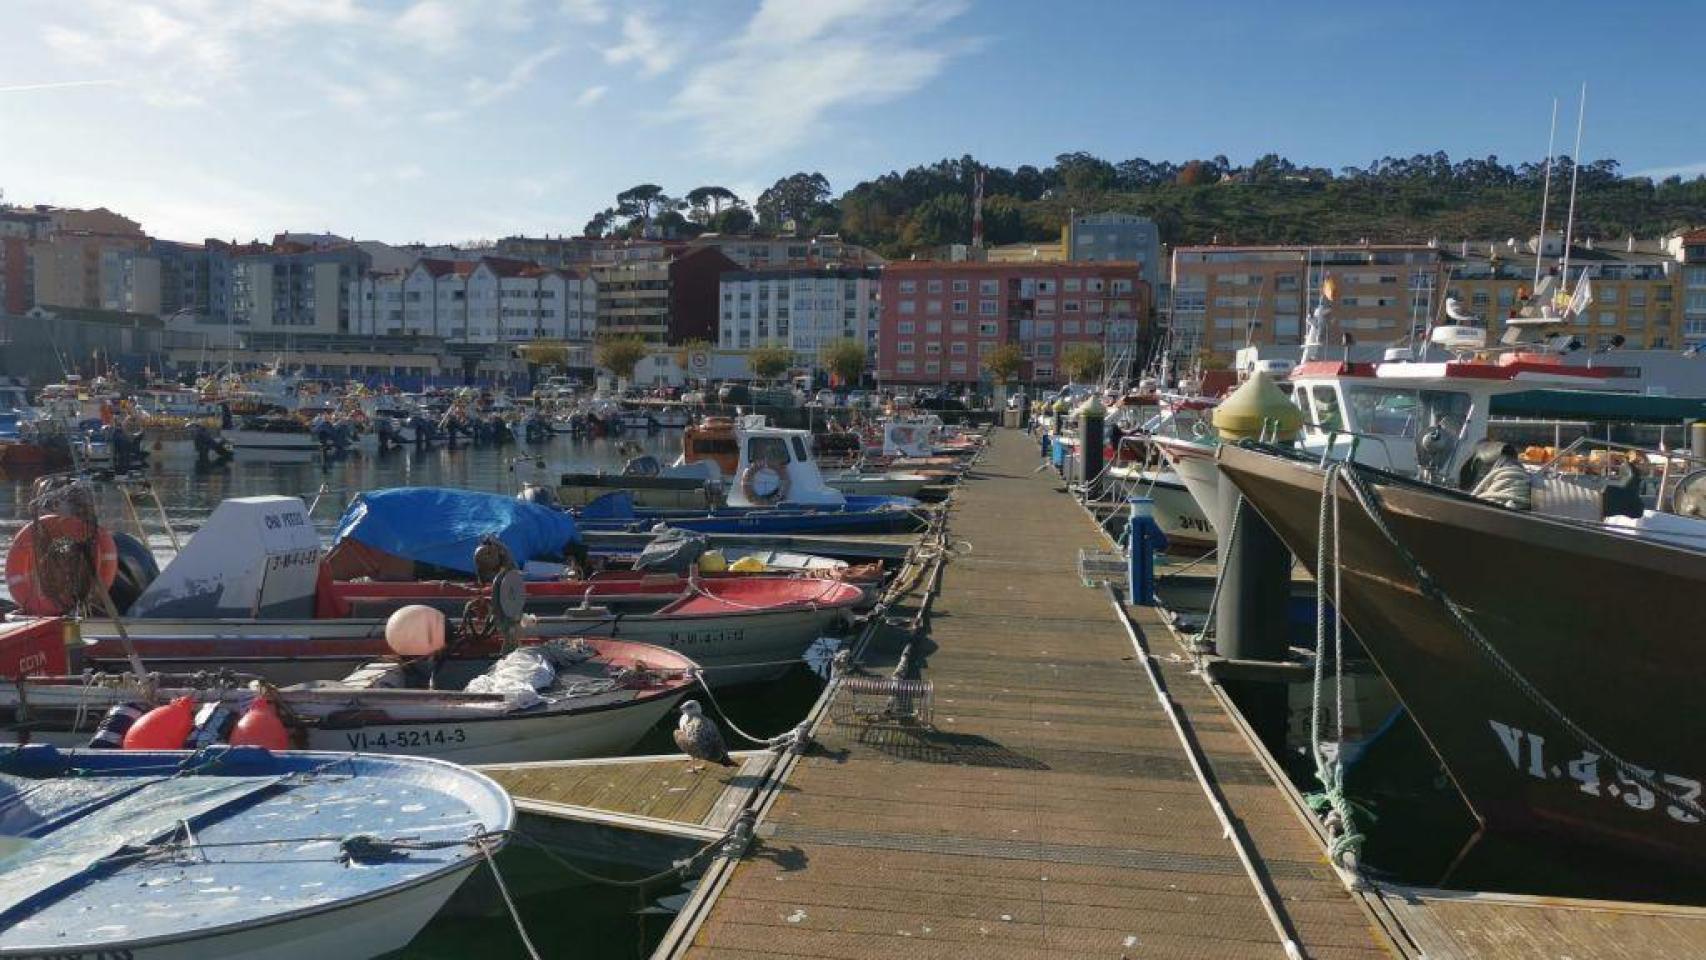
[477,752,771,835]
[677,430,1397,959]
[1374,890,1706,959]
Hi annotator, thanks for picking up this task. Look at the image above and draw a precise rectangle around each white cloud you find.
[672,0,973,163]
[603,12,677,76]
[574,84,608,107]
[393,0,465,55]
[467,44,565,106]
[561,0,609,24]
[0,79,118,94]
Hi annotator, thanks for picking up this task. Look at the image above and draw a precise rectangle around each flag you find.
[1565,271,1594,317]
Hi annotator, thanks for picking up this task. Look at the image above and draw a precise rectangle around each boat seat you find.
[1530,472,1603,522]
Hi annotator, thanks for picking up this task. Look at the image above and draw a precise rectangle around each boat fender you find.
[87,702,147,749]
[123,696,197,749]
[740,459,791,505]
[188,701,238,749]
[4,514,119,616]
[386,603,447,656]
[108,531,161,615]
[698,550,728,573]
[230,696,291,750]
[729,555,768,574]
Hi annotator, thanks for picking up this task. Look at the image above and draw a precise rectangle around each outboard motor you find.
[192,423,234,465]
[517,484,559,507]
[107,530,162,614]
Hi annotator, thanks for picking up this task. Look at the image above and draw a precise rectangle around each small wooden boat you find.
[0,742,513,959]
[2,635,696,765]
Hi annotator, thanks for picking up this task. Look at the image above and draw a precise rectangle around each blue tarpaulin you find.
[333,487,580,574]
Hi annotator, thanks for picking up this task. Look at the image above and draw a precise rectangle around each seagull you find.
[1444,297,1477,324]
[673,700,735,773]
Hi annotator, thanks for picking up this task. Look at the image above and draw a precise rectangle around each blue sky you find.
[1,0,1701,245]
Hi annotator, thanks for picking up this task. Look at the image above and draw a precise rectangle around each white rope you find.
[479,836,543,960]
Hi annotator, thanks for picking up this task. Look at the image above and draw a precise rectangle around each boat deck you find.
[665,429,1396,959]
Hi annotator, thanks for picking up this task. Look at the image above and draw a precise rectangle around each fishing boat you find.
[0,627,697,765]
[822,469,933,498]
[18,493,862,687]
[1217,438,1706,877]
[0,741,512,959]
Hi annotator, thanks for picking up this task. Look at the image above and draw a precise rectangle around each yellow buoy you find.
[697,550,728,573]
[729,555,768,574]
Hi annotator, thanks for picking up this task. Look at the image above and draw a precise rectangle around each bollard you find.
[1692,419,1706,460]
[1215,478,1292,753]
[1127,497,1169,606]
[1079,394,1105,499]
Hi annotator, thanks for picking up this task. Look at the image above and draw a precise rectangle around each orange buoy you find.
[4,514,119,615]
[124,696,197,750]
[230,696,291,750]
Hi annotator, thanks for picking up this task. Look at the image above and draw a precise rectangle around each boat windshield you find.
[1342,386,1471,439]
[748,435,791,465]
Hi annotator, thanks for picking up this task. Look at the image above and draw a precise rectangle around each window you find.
[925,342,941,354]
[1064,277,1081,292]
[952,300,969,314]
[979,300,998,316]
[1037,320,1055,336]
[791,437,809,462]
[1062,320,1079,334]
[979,279,998,295]
[979,340,996,354]
[950,361,967,374]
[1112,279,1133,294]
[898,341,915,354]
[951,342,968,354]
[898,320,915,334]
[898,300,916,315]
[926,299,943,314]
[1598,311,1617,327]
[1036,299,1056,315]
[978,321,999,336]
[1035,342,1055,357]
[898,360,915,373]
[1086,278,1105,293]
[951,319,968,334]
[1036,279,1056,295]
[748,435,790,464]
[898,280,917,293]
[1086,300,1103,313]
[1601,287,1619,304]
[1063,300,1081,313]
[925,320,942,333]
[1087,320,1103,334]
[927,279,943,293]
[952,279,969,293]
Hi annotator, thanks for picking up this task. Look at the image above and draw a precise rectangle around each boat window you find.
[748,435,790,466]
[691,437,738,456]
[791,436,809,462]
[1345,386,1423,437]
[1311,387,1343,430]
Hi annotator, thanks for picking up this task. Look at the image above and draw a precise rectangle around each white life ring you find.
[740,460,791,505]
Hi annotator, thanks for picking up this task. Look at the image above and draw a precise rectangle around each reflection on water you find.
[0,431,683,577]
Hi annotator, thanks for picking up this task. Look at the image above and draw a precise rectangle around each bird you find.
[673,700,735,773]
[1444,297,1478,325]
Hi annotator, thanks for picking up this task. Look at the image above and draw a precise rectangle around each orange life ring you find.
[740,460,791,505]
[4,514,119,615]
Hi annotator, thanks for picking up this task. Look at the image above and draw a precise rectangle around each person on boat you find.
[1458,440,1532,511]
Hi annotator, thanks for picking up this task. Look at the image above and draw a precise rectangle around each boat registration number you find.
[1490,720,1701,824]
[665,629,745,648]
[1176,514,1211,534]
[345,728,467,751]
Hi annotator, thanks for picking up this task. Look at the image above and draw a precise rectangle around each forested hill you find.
[804,153,1706,258]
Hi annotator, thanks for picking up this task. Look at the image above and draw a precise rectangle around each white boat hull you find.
[307,691,682,765]
[224,429,319,462]
[824,473,931,498]
[48,860,480,960]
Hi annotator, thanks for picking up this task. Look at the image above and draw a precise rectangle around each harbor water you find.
[0,430,830,958]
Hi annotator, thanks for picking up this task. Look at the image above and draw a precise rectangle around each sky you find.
[2,0,1704,246]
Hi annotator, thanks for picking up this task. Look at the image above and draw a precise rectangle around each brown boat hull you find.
[1217,442,1706,875]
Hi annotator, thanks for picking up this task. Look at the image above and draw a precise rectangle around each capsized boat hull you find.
[1217,442,1706,875]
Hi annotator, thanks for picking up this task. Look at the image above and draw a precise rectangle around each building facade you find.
[1169,244,1442,359]
[350,257,596,361]
[877,261,1148,386]
[1064,213,1161,276]
[589,245,740,345]
[230,242,369,332]
[686,233,881,271]
[717,267,881,369]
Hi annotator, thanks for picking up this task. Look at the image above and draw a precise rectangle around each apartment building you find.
[589,245,741,344]
[1445,235,1683,350]
[876,261,1148,386]
[687,233,882,270]
[28,208,150,311]
[0,207,49,313]
[717,267,881,369]
[230,241,369,332]
[350,257,596,360]
[1169,244,1442,358]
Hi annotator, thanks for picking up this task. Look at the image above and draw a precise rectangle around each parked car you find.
[846,390,869,408]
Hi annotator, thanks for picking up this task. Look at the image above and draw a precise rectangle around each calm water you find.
[0,430,830,958]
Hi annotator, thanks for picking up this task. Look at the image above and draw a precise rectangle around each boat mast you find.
[1533,98,1559,290]
[1559,84,1587,291]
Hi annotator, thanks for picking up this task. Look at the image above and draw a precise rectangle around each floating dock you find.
[657,430,1396,958]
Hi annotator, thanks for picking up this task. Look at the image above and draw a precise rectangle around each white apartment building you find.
[691,234,881,270]
[718,268,880,369]
[350,257,596,356]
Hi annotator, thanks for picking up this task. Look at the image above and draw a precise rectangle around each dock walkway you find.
[674,430,1396,959]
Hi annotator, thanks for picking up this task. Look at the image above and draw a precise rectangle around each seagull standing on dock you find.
[673,700,735,773]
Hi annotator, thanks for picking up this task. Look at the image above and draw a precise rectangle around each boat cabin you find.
[727,421,845,508]
[1289,325,1609,483]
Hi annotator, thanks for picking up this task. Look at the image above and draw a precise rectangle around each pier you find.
[658,429,1397,958]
